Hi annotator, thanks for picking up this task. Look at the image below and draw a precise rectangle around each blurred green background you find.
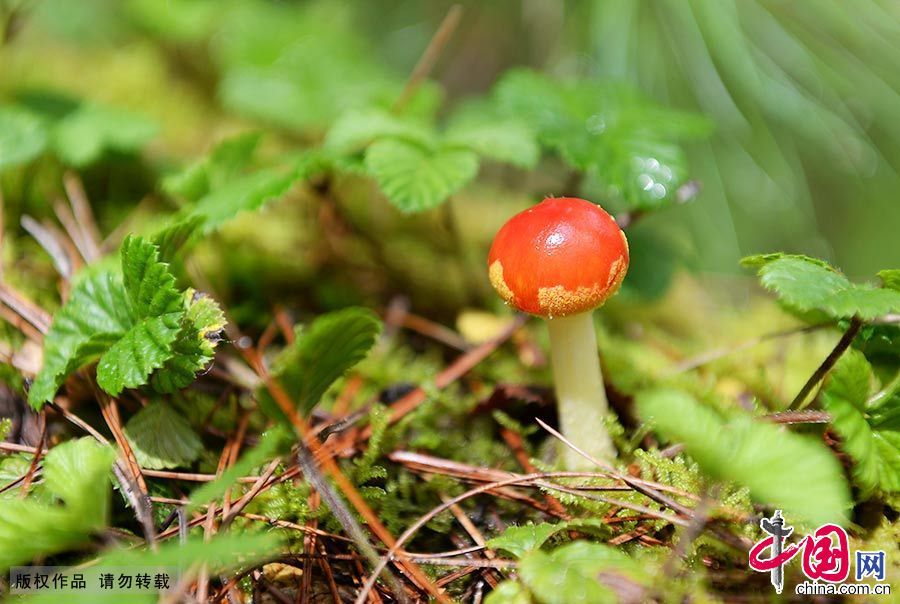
[2,0,898,281]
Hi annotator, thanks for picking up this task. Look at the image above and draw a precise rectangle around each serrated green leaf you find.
[28,270,133,408]
[95,236,185,395]
[96,315,182,395]
[746,255,900,320]
[187,168,296,232]
[29,236,207,406]
[636,388,850,525]
[152,291,226,393]
[262,308,382,421]
[0,106,48,171]
[325,108,435,154]
[822,352,900,495]
[120,235,183,318]
[124,401,203,469]
[365,139,479,212]
[519,542,647,604]
[51,103,157,167]
[0,438,115,570]
[444,117,539,169]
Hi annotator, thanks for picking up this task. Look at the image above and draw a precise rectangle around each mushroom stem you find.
[546,311,616,468]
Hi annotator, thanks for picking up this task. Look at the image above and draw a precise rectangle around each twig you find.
[399,312,470,351]
[18,409,46,496]
[243,341,441,602]
[764,410,831,424]
[354,471,629,604]
[499,426,570,519]
[0,283,52,334]
[393,5,463,112]
[20,215,79,279]
[791,316,863,409]
[63,171,102,261]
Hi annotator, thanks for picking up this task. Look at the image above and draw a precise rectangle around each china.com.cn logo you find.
[748,510,891,597]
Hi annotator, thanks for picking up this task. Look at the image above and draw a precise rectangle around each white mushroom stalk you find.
[547,312,616,468]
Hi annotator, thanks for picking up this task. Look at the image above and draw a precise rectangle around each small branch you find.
[393,5,463,112]
[791,316,863,409]
[18,409,46,496]
[63,171,102,261]
[764,410,831,424]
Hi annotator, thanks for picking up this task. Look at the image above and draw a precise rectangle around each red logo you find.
[749,511,851,593]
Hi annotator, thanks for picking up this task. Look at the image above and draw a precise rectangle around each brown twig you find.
[791,316,863,409]
[18,409,46,496]
[0,283,52,335]
[354,471,633,604]
[63,171,102,261]
[393,5,463,112]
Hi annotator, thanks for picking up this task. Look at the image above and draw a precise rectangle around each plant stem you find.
[546,312,616,468]
[791,316,863,409]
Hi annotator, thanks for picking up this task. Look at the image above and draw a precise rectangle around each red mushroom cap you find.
[488,197,629,317]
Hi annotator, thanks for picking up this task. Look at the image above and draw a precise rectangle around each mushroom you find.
[488,197,629,468]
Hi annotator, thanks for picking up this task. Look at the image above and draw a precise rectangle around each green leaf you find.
[187,168,296,232]
[444,116,539,169]
[878,269,900,292]
[96,315,182,395]
[28,270,133,408]
[151,291,226,393]
[325,108,434,154]
[822,352,900,494]
[0,106,48,171]
[95,236,184,395]
[0,438,115,570]
[151,215,204,263]
[636,388,850,525]
[262,308,382,421]
[120,235,183,318]
[162,132,262,201]
[484,581,531,604]
[51,103,157,167]
[487,522,568,558]
[42,438,116,518]
[744,254,900,320]
[124,401,203,470]
[518,542,647,604]
[28,236,218,406]
[493,69,708,210]
[217,20,402,133]
[187,425,289,513]
[365,139,479,213]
